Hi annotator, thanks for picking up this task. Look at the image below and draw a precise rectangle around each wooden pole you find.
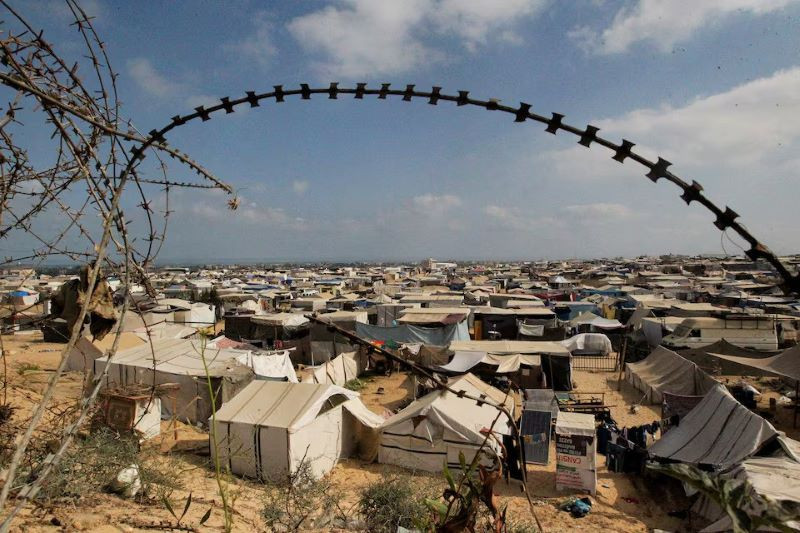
[617,331,628,391]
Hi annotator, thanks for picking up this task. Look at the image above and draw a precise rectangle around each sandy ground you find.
[2,333,794,532]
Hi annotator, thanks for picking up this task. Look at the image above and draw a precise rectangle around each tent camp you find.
[625,346,718,404]
[648,385,778,468]
[94,338,256,424]
[378,373,514,472]
[211,381,383,480]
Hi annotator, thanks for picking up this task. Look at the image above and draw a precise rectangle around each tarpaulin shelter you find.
[234,350,298,383]
[708,344,800,383]
[355,321,469,347]
[678,339,777,377]
[710,343,800,426]
[51,266,117,340]
[378,373,514,472]
[569,312,623,330]
[648,385,778,468]
[625,346,718,404]
[444,340,572,390]
[693,456,800,532]
[94,338,256,424]
[400,344,452,368]
[396,307,469,326]
[561,333,613,356]
[211,381,383,480]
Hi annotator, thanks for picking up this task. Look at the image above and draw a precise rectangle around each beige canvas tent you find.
[378,373,514,472]
[211,381,383,480]
[648,385,778,468]
[625,346,718,404]
[301,351,359,386]
[94,338,255,424]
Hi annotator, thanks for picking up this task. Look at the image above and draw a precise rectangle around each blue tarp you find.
[9,290,32,297]
[355,321,469,346]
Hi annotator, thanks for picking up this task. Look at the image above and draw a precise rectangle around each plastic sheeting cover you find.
[561,333,613,355]
[236,350,298,383]
[355,321,469,346]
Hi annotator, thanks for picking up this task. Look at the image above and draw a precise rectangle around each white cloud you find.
[412,193,461,212]
[287,0,546,77]
[571,0,796,54]
[430,0,546,51]
[186,199,308,231]
[292,180,310,195]
[226,11,277,67]
[546,67,800,179]
[564,203,634,219]
[127,58,182,98]
[482,204,559,231]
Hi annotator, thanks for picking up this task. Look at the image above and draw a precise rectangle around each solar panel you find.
[521,409,552,465]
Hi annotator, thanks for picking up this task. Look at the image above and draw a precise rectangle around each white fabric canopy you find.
[570,311,623,329]
[235,350,298,383]
[555,411,596,437]
[517,323,544,337]
[439,351,542,373]
[561,333,613,355]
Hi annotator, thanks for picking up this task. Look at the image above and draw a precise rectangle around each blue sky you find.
[10,0,800,263]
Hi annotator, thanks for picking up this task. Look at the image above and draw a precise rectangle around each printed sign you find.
[555,432,596,494]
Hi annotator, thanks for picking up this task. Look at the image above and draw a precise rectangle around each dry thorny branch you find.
[0,0,232,529]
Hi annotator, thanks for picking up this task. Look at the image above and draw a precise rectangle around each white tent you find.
[648,385,778,468]
[378,373,514,472]
[302,351,359,386]
[211,381,383,480]
[94,338,255,424]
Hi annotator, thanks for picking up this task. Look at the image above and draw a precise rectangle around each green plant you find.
[358,475,432,532]
[34,427,182,504]
[649,463,800,533]
[16,363,40,375]
[197,335,234,532]
[162,492,212,529]
[261,458,343,531]
[344,378,366,391]
[424,452,507,533]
